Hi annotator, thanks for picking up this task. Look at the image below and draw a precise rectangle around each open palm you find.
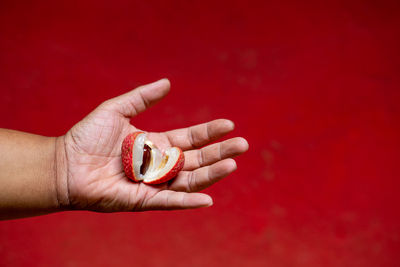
[57,79,248,212]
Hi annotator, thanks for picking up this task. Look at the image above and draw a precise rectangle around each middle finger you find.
[183,137,248,171]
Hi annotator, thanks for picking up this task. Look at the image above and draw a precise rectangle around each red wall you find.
[1,1,399,266]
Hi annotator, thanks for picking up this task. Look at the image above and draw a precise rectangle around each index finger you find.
[163,119,235,151]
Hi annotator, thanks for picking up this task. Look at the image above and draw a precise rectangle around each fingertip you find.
[207,197,214,207]
[194,193,213,208]
[216,119,235,132]
[159,78,171,91]
[204,194,213,207]
[225,119,235,131]
[226,158,238,171]
[140,78,171,102]
[143,78,170,91]
[237,137,249,152]
[216,158,237,173]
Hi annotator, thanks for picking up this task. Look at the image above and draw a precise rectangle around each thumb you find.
[103,78,171,118]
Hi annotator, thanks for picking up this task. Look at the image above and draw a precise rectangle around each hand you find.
[56,79,248,212]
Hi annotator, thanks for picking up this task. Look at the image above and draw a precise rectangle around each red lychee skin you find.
[121,132,185,184]
[143,148,185,185]
[121,132,144,182]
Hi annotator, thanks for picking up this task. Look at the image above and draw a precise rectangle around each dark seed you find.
[140,144,151,175]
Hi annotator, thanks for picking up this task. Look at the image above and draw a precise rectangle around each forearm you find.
[0,129,60,220]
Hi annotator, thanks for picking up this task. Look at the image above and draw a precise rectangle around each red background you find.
[1,1,400,266]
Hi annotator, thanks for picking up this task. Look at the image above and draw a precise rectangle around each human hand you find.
[55,79,248,212]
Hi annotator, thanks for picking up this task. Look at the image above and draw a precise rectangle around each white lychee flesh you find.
[132,133,182,183]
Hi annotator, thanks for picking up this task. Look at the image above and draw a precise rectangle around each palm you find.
[61,79,248,212]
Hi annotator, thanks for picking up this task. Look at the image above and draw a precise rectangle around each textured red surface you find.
[1,1,400,266]
[121,132,143,182]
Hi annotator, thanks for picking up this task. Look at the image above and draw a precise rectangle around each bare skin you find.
[0,79,249,220]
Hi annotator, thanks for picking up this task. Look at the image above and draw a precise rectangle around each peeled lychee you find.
[121,132,184,184]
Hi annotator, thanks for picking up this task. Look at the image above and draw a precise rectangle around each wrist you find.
[0,130,66,219]
[54,135,70,210]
